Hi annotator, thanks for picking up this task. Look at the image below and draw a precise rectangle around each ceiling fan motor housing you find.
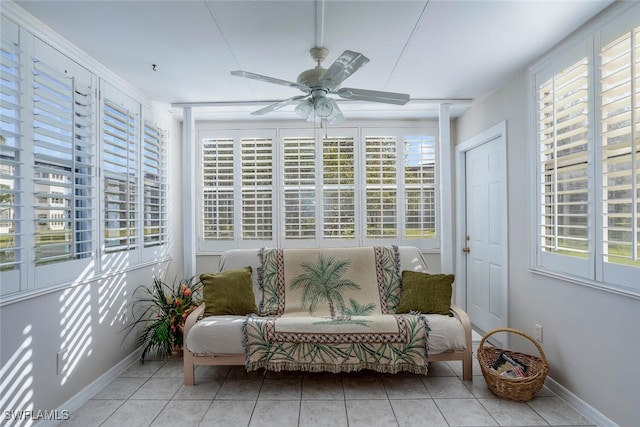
[296,66,327,91]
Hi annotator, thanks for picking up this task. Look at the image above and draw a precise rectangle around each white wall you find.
[457,71,640,427]
[0,116,184,415]
[0,5,185,415]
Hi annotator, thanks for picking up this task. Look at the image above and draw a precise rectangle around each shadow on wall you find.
[0,249,172,422]
[0,324,34,421]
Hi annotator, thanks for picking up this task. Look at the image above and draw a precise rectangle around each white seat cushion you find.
[186,315,246,354]
[423,314,467,353]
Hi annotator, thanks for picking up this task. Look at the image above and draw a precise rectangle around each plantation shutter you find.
[0,37,22,290]
[537,58,590,262]
[597,23,640,293]
[283,136,316,240]
[365,136,397,238]
[404,135,436,239]
[600,25,640,282]
[103,98,138,252]
[202,138,234,240]
[142,121,166,247]
[323,136,355,240]
[241,137,273,240]
[33,58,94,264]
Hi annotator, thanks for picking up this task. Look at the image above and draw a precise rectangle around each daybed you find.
[183,246,472,385]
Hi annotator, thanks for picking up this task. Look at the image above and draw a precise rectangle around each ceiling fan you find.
[230,47,410,123]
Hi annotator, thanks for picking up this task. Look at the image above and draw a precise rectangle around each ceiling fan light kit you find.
[231,47,410,123]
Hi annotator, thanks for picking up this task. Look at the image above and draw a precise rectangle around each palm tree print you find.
[289,255,360,318]
[342,298,376,316]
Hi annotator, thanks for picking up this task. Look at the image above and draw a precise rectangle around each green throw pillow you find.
[396,271,454,315]
[200,267,258,316]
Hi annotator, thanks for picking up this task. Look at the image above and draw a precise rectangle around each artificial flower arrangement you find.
[124,275,202,363]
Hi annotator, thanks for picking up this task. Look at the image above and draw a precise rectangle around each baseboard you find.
[37,348,142,427]
[544,376,619,427]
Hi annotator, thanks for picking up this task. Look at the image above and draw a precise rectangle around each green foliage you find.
[341,298,376,316]
[123,275,202,363]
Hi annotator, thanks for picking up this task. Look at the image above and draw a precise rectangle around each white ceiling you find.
[13,0,614,120]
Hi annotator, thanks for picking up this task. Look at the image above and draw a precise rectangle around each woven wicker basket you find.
[477,328,550,402]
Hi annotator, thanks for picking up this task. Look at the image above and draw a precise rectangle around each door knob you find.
[462,246,470,254]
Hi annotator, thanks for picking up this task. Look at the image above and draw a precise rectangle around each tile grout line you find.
[74,358,594,427]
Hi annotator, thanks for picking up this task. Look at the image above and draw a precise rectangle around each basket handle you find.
[479,327,548,366]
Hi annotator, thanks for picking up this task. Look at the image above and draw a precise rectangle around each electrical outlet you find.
[535,324,543,343]
[57,349,68,375]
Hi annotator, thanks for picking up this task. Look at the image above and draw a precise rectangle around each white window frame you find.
[280,127,361,248]
[140,108,169,263]
[321,130,358,246]
[0,16,22,294]
[532,40,592,280]
[0,7,172,303]
[279,127,319,248]
[197,128,278,253]
[30,36,97,289]
[361,127,439,249]
[529,1,640,297]
[100,82,141,271]
[196,122,440,253]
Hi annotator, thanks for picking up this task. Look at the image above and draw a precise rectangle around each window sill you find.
[196,248,442,256]
[0,256,173,307]
[529,267,640,300]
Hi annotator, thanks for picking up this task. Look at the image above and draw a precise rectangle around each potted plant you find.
[124,275,202,363]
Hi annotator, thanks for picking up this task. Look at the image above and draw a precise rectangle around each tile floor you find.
[61,348,595,427]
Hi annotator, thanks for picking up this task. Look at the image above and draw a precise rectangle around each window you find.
[364,136,398,239]
[241,137,273,240]
[198,125,439,252]
[601,41,630,264]
[102,97,138,253]
[536,58,590,275]
[0,23,21,294]
[0,14,170,300]
[33,58,94,266]
[142,121,167,247]
[600,24,640,284]
[283,135,317,241]
[323,136,355,240]
[200,130,276,250]
[531,4,640,294]
[202,138,235,241]
[404,135,437,239]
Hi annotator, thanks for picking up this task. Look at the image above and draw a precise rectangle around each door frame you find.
[454,121,509,342]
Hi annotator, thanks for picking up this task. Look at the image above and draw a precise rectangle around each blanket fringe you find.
[241,315,252,371]
[420,313,431,361]
[392,244,401,290]
[246,360,427,375]
[257,248,266,314]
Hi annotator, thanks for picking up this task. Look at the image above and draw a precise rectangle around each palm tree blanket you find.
[242,246,430,374]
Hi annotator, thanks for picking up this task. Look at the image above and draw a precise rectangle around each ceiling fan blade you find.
[335,87,410,105]
[231,70,309,92]
[321,50,370,88]
[250,95,309,116]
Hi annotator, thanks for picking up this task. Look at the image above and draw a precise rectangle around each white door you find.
[463,134,508,341]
